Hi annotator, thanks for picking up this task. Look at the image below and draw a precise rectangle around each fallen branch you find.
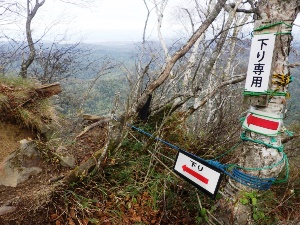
[61,144,108,184]
[34,82,62,97]
[82,114,107,122]
[62,115,113,184]
[75,118,110,139]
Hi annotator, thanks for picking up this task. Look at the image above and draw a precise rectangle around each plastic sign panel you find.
[242,108,282,136]
[173,150,223,199]
[245,34,276,92]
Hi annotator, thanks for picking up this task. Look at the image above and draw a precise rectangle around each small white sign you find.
[174,150,222,199]
[245,34,276,92]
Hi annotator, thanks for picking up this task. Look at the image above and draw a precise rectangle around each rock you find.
[56,146,76,168]
[0,139,42,187]
[56,146,68,154]
[0,164,42,187]
[19,139,36,156]
[0,205,17,216]
[59,155,76,168]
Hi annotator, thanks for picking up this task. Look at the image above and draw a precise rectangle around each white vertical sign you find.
[245,34,276,92]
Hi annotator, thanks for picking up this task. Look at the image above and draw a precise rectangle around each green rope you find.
[239,132,289,183]
[213,132,284,161]
[251,21,292,37]
[275,32,292,35]
[240,132,284,152]
[213,132,286,170]
[239,116,246,123]
[239,132,284,172]
[243,90,289,97]
[231,153,285,171]
[273,154,289,184]
[270,137,277,143]
[290,76,294,82]
[253,32,291,35]
[284,129,294,137]
[253,21,292,32]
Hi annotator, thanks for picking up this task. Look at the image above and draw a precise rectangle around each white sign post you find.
[245,34,276,92]
[173,150,223,199]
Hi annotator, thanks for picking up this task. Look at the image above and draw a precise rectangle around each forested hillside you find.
[1,0,300,224]
[55,41,300,124]
[1,40,300,121]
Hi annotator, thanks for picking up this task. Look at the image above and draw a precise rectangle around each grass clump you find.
[0,76,60,137]
[0,76,37,88]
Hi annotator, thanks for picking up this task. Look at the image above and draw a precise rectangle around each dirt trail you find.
[0,121,36,162]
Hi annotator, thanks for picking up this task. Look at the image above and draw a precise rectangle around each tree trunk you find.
[218,1,300,224]
[19,0,45,78]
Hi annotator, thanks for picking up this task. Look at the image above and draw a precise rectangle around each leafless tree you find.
[126,0,228,120]
[19,0,45,78]
[30,40,95,84]
[129,0,250,133]
[214,1,300,224]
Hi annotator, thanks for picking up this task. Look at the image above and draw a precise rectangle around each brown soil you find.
[0,79,116,224]
[0,120,170,225]
[0,121,109,224]
[0,121,36,162]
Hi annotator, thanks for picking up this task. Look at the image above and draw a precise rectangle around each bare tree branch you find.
[129,0,227,118]
[182,8,195,33]
[288,62,300,67]
[184,75,246,117]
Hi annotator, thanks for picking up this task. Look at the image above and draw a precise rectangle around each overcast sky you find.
[37,0,159,43]
[43,0,300,43]
[3,0,300,44]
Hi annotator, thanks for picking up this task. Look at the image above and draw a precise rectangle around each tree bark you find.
[19,0,45,78]
[218,1,300,224]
